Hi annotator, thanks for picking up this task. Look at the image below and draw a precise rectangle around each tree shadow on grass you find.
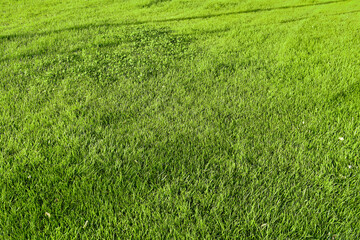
[152,0,349,22]
[2,7,359,64]
[0,0,350,42]
[0,39,129,64]
[278,8,360,24]
[0,27,232,63]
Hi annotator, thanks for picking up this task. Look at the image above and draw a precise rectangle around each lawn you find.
[1,0,360,239]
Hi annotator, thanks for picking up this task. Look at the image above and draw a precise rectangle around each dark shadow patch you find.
[0,0,349,42]
[142,0,349,24]
[278,9,360,25]
[142,0,172,8]
[213,63,236,78]
[0,26,197,100]
[328,9,360,16]
[0,27,228,63]
[279,16,309,24]
[70,27,195,85]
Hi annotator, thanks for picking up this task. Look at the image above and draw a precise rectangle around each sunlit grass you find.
[1,0,360,239]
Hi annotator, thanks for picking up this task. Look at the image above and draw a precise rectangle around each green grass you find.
[1,0,360,238]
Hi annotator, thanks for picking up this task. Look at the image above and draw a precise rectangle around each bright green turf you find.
[1,0,360,238]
